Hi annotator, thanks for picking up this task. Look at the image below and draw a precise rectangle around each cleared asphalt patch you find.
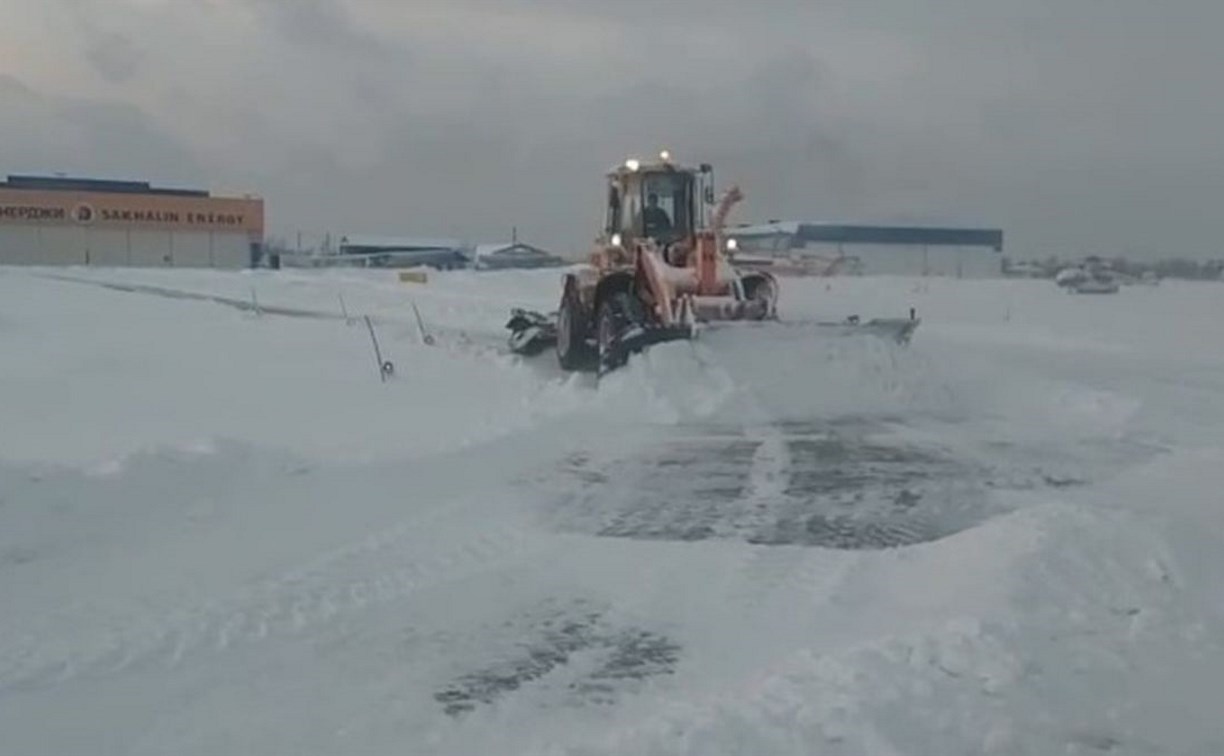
[535,418,1074,550]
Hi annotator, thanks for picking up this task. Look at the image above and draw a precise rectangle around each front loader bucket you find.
[598,322,694,377]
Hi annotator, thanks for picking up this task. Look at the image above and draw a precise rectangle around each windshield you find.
[640,171,692,241]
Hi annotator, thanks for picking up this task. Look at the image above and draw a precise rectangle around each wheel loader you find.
[506,153,919,374]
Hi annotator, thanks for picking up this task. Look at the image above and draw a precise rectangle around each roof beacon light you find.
[660,150,671,162]
[625,159,641,172]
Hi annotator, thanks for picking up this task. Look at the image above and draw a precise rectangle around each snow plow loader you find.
[507,153,918,375]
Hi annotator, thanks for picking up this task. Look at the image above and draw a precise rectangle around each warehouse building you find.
[725,221,1004,278]
[0,175,264,268]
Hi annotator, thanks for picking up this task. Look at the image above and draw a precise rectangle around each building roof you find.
[337,234,465,251]
[472,242,556,259]
[471,242,565,269]
[1,174,211,197]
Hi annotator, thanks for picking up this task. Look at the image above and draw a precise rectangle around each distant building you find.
[335,235,469,269]
[725,221,1003,278]
[471,242,565,270]
[0,174,264,268]
[727,221,1003,252]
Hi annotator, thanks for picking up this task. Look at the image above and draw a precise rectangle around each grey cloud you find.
[245,0,403,62]
[84,32,143,83]
[8,0,1224,258]
[0,75,203,185]
[402,0,809,25]
[59,0,145,83]
[249,47,869,250]
[0,74,38,103]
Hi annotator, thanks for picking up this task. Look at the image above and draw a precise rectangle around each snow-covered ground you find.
[2,265,1222,755]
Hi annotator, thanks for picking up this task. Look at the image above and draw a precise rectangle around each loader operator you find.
[642,192,672,238]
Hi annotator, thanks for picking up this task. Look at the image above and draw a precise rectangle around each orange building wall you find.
[0,188,264,236]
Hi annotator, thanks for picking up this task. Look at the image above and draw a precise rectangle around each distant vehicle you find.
[1055,267,1088,288]
[1070,267,1121,294]
[1003,260,1049,279]
[1055,261,1122,293]
[1072,277,1120,294]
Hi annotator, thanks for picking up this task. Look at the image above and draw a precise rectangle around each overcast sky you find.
[3,0,1223,258]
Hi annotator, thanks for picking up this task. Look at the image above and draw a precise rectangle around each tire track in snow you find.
[433,604,683,717]
[726,421,861,619]
[0,513,543,694]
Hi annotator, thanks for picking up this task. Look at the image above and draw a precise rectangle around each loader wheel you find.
[556,283,593,371]
[742,274,778,320]
[597,293,630,375]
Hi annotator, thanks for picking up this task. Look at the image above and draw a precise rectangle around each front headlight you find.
[611,233,623,247]
[726,238,739,251]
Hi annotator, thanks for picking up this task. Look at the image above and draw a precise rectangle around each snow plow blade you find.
[507,308,919,361]
[610,323,695,355]
[505,308,693,361]
[697,316,920,346]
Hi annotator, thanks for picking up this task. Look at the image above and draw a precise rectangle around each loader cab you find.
[604,160,697,247]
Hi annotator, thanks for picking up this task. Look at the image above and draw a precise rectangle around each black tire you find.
[597,293,630,375]
[556,283,593,371]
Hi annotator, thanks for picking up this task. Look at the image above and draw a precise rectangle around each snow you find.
[2,265,1223,755]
